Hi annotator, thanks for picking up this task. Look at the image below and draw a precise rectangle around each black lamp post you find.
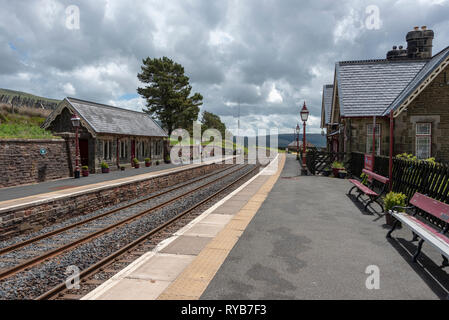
[300,101,309,175]
[71,114,81,179]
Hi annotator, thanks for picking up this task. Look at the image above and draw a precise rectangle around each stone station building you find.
[321,27,449,161]
[42,97,167,173]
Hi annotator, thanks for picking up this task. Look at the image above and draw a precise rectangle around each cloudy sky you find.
[1,0,449,135]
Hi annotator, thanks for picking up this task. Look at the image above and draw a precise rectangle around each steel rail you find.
[36,164,259,300]
[0,164,248,281]
[0,164,238,256]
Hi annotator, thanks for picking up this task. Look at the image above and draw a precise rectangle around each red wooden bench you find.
[387,192,449,266]
[348,169,390,212]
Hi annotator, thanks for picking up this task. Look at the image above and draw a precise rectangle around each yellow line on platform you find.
[157,154,286,300]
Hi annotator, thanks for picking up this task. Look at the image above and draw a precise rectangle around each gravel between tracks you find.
[0,164,257,299]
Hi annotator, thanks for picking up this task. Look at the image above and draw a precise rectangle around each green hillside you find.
[0,104,56,139]
[0,88,60,110]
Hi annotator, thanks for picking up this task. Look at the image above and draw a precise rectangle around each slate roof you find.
[336,59,427,117]
[322,84,334,125]
[65,97,167,137]
[382,46,449,116]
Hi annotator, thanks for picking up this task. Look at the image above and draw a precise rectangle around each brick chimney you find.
[406,26,434,59]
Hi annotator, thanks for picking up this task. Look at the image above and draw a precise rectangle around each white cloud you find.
[267,83,283,104]
[62,82,76,96]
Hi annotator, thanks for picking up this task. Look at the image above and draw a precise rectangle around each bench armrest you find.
[388,205,415,214]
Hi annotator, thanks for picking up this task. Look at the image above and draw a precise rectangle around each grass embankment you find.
[169,137,249,155]
[0,104,56,139]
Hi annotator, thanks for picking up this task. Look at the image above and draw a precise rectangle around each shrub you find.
[156,160,160,165]
[133,158,139,164]
[396,153,418,161]
[331,161,344,169]
[144,158,151,163]
[360,172,368,185]
[384,192,407,212]
[101,161,109,169]
[81,166,88,170]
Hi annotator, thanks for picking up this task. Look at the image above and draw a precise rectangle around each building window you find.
[120,140,128,159]
[416,123,431,159]
[103,140,112,160]
[140,141,145,158]
[366,124,381,156]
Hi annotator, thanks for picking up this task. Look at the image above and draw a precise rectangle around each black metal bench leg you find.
[442,255,449,268]
[412,232,419,242]
[348,186,357,196]
[364,198,374,212]
[386,219,399,238]
[412,239,425,262]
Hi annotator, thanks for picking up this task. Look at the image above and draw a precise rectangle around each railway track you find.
[0,164,239,257]
[0,163,259,299]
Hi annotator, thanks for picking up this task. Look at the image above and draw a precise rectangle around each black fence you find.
[350,152,449,203]
[350,152,390,178]
[304,151,349,175]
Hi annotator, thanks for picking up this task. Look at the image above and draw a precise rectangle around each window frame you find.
[415,122,432,160]
[120,140,128,159]
[103,140,112,160]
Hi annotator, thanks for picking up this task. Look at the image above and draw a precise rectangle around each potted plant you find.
[331,161,344,177]
[81,165,89,177]
[120,166,125,171]
[322,167,331,177]
[156,160,160,165]
[101,161,109,173]
[164,155,171,164]
[133,158,140,169]
[338,169,347,179]
[145,158,151,167]
[384,191,407,226]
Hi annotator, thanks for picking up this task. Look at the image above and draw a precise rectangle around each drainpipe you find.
[389,111,394,191]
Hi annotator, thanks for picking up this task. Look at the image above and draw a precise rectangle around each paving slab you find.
[130,254,196,281]
[160,236,213,255]
[201,154,448,300]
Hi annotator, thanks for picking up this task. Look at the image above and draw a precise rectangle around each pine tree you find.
[137,57,203,136]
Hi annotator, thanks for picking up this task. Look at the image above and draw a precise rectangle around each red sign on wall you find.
[364,154,374,171]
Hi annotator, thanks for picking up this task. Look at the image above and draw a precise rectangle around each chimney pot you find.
[421,26,427,30]
[414,26,419,31]
[393,45,397,50]
[399,45,403,49]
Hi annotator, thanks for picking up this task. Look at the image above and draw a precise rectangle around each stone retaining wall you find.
[0,161,228,240]
[0,138,75,188]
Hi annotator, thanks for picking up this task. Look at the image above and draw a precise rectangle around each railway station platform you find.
[0,156,231,213]
[83,153,448,300]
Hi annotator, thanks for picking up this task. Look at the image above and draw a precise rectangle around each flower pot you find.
[322,170,331,177]
[385,213,397,227]
[82,170,89,177]
[164,160,170,164]
[120,167,125,171]
[102,167,109,173]
[134,163,140,169]
[145,162,151,167]
[338,171,347,179]
[332,168,340,177]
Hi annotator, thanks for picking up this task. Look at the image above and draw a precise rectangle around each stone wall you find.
[393,65,449,160]
[0,137,75,188]
[0,161,229,239]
